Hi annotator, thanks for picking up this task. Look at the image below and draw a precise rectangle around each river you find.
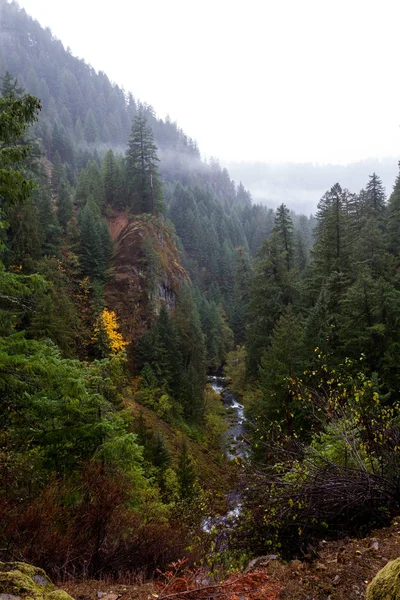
[202,376,249,541]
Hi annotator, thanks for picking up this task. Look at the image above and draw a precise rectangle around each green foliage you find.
[6,0,400,573]
[274,203,294,270]
[256,304,305,434]
[247,229,296,374]
[0,91,41,212]
[177,440,196,499]
[239,354,400,558]
[126,109,164,214]
[79,200,112,281]
[224,346,248,397]
[56,177,73,231]
[0,333,132,473]
[174,283,206,421]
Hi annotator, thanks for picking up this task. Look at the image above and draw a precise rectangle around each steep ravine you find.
[202,376,249,545]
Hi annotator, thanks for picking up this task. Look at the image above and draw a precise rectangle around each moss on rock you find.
[367,557,400,600]
[46,592,75,600]
[0,562,73,600]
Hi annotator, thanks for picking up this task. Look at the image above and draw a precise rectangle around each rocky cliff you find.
[105,214,188,352]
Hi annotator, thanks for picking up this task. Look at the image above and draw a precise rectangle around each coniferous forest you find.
[3,1,400,596]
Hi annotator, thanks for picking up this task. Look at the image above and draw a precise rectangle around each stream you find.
[202,376,249,542]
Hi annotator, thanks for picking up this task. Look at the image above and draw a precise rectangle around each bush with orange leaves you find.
[154,558,282,600]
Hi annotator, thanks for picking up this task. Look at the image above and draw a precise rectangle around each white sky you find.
[14,0,400,164]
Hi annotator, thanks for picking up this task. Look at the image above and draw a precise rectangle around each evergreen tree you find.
[387,164,400,256]
[247,232,295,374]
[1,71,24,97]
[75,161,104,206]
[257,304,304,434]
[155,304,183,396]
[174,283,206,421]
[79,200,112,281]
[364,172,386,218]
[125,109,164,214]
[312,183,351,283]
[231,246,252,344]
[274,203,294,270]
[84,108,99,143]
[0,89,41,218]
[177,439,196,499]
[102,149,118,206]
[56,177,73,231]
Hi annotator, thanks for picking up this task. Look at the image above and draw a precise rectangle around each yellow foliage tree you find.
[92,308,128,357]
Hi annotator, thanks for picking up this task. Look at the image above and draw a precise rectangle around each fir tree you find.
[56,177,73,231]
[258,304,304,434]
[125,109,164,214]
[364,172,386,218]
[79,200,112,281]
[102,149,118,206]
[274,203,294,270]
[312,183,350,282]
[387,164,400,256]
[84,108,99,143]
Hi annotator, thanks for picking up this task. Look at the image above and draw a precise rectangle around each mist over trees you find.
[3,0,400,585]
[227,159,399,214]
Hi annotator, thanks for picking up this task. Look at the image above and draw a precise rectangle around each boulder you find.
[0,562,73,600]
[367,557,400,600]
[245,555,280,572]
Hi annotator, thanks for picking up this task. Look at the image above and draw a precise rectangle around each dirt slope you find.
[62,520,400,600]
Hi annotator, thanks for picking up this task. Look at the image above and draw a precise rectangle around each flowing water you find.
[202,376,249,542]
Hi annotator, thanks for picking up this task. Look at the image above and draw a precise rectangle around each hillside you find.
[2,0,400,595]
[58,519,400,599]
[105,215,188,346]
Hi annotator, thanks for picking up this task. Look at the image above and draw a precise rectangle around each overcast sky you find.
[14,0,400,165]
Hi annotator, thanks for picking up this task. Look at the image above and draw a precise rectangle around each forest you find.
[2,1,400,595]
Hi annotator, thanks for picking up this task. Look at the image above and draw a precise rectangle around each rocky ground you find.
[7,519,399,600]
[266,519,400,599]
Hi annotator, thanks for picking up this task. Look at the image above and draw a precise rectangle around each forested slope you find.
[2,0,400,585]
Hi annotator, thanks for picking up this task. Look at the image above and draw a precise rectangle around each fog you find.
[13,0,400,171]
[226,159,399,214]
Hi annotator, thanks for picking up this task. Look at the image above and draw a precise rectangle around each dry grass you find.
[61,519,400,600]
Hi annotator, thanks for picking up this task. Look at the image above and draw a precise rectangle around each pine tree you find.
[0,91,41,210]
[125,109,164,214]
[364,172,386,218]
[174,284,206,421]
[274,203,294,270]
[155,304,183,395]
[75,161,104,207]
[84,108,99,143]
[312,183,351,283]
[247,232,295,374]
[236,181,252,207]
[258,304,305,434]
[79,200,112,281]
[1,71,24,97]
[231,246,252,344]
[387,164,400,256]
[102,149,118,206]
[56,177,73,231]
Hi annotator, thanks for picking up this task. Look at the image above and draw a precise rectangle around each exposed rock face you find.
[0,562,73,599]
[105,216,187,347]
[367,557,400,599]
